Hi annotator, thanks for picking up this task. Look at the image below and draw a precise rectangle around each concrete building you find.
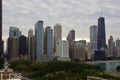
[30,36,36,61]
[54,23,62,54]
[67,30,75,42]
[86,43,94,60]
[8,27,21,59]
[108,36,116,57]
[9,37,19,62]
[35,21,44,61]
[9,27,21,38]
[116,39,120,57]
[44,27,53,61]
[70,42,87,61]
[28,29,33,60]
[90,25,97,50]
[69,41,87,61]
[56,40,70,61]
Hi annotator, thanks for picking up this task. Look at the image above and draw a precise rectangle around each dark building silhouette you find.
[0,0,3,56]
[67,30,75,42]
[97,17,106,50]
[7,38,12,58]
[19,35,27,55]
[94,50,105,60]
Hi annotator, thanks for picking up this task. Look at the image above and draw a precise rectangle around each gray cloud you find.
[2,0,120,43]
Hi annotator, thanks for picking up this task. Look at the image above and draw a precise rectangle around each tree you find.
[116,65,120,71]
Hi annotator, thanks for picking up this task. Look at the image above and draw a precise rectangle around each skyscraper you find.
[108,36,116,57]
[10,37,19,61]
[44,27,53,61]
[28,29,33,60]
[9,27,21,38]
[0,0,3,56]
[54,23,62,54]
[94,17,106,60]
[35,21,44,61]
[30,36,36,61]
[97,17,106,50]
[19,35,27,55]
[7,27,21,59]
[90,25,97,50]
[67,30,75,42]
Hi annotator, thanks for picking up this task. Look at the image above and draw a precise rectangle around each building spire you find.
[98,0,104,17]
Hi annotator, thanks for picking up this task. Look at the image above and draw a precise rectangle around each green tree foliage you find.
[10,61,120,80]
[116,65,120,72]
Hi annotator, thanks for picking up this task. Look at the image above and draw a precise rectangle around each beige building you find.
[54,23,62,56]
[0,69,13,80]
[70,45,87,61]
[10,37,20,62]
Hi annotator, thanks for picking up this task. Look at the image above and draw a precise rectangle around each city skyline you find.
[2,0,120,45]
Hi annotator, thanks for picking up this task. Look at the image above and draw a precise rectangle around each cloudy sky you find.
[3,0,120,43]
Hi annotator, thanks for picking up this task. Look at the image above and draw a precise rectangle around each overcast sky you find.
[3,0,120,43]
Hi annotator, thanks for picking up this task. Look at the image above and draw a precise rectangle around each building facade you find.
[30,36,36,61]
[67,30,75,42]
[10,37,19,61]
[56,40,70,61]
[108,36,116,57]
[70,41,87,61]
[35,21,44,61]
[19,35,27,55]
[28,29,33,60]
[90,25,97,50]
[9,27,21,38]
[97,17,106,50]
[116,39,120,57]
[44,27,53,61]
[54,23,62,53]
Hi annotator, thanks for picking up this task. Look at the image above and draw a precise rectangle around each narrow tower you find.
[97,17,106,50]
[0,0,3,56]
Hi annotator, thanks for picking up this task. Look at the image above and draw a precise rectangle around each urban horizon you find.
[2,0,120,49]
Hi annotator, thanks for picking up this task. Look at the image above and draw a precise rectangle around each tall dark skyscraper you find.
[0,0,3,56]
[19,35,27,55]
[97,17,106,50]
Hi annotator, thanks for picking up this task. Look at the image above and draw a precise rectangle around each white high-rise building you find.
[54,23,62,54]
[90,25,97,50]
[56,40,70,61]
[35,21,44,61]
[45,27,53,61]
